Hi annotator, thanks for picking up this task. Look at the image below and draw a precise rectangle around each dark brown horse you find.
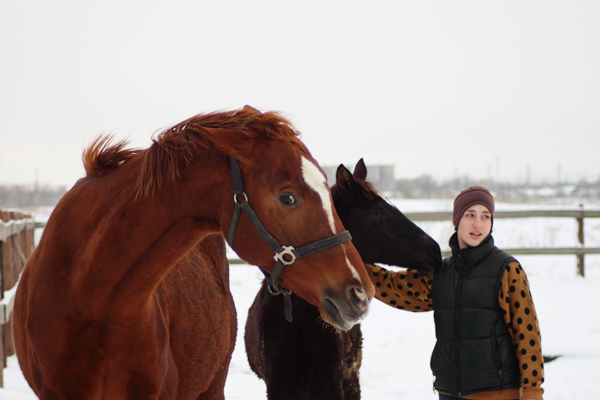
[13,106,374,400]
[245,159,442,399]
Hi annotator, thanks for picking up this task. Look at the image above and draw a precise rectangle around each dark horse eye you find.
[279,193,298,207]
[373,211,387,220]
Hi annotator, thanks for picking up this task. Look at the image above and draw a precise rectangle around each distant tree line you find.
[3,174,600,208]
[393,174,600,202]
[0,184,67,208]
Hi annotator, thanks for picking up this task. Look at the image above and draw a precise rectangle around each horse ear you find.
[200,106,262,161]
[203,128,253,162]
[240,105,260,128]
[335,164,354,191]
[353,158,367,181]
[242,104,260,114]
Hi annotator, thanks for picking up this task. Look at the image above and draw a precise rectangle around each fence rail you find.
[442,247,600,259]
[226,209,598,276]
[406,209,600,221]
[30,208,600,276]
[406,209,596,276]
[0,218,36,242]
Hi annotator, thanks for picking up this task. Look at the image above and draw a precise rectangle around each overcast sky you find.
[1,1,599,188]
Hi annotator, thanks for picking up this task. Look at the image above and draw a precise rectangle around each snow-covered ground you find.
[3,199,599,399]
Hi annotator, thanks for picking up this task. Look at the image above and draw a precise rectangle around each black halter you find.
[226,157,352,322]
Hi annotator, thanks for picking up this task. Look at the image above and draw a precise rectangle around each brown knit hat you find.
[452,186,495,229]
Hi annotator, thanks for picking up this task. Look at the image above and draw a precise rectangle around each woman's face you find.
[457,204,492,249]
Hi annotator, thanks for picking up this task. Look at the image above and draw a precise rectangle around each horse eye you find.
[374,211,387,220]
[279,193,298,207]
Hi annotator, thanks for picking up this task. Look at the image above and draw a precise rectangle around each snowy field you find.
[3,199,600,399]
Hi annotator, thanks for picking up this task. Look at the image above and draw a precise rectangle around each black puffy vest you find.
[430,234,521,397]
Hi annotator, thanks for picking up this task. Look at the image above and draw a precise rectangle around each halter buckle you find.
[267,282,292,296]
[273,246,297,266]
[233,192,248,204]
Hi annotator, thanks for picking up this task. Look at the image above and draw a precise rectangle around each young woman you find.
[366,186,544,400]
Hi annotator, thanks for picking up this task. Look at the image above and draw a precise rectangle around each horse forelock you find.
[83,135,138,178]
[135,107,307,200]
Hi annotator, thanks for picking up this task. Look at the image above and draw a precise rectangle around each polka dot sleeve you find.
[364,263,433,312]
[499,261,545,400]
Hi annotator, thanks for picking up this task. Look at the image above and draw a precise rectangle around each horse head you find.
[332,158,441,273]
[191,107,374,330]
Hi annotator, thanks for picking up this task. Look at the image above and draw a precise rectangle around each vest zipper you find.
[495,337,505,388]
[454,253,465,397]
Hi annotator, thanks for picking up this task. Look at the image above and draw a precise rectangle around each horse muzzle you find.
[321,285,370,330]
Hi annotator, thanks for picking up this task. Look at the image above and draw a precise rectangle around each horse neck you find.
[58,152,233,310]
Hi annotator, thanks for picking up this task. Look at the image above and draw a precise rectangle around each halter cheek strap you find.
[226,157,352,322]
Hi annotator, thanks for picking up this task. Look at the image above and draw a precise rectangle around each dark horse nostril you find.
[349,287,368,313]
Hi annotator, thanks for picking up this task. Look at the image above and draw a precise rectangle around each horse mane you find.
[331,177,378,201]
[83,135,139,178]
[80,107,304,199]
[135,107,305,199]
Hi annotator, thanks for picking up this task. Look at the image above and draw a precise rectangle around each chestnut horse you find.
[13,106,374,400]
[244,159,442,399]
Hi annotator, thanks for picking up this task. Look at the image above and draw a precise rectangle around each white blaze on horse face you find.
[301,156,336,233]
[345,254,362,282]
[301,157,362,283]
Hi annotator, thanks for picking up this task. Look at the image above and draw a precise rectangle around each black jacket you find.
[430,234,521,397]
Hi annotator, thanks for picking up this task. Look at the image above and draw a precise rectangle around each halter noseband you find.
[226,157,352,322]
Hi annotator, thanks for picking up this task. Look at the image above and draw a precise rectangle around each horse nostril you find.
[349,287,368,313]
[354,287,366,302]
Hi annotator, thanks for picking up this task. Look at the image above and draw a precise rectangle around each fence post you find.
[577,204,585,277]
[0,241,3,388]
[0,210,7,387]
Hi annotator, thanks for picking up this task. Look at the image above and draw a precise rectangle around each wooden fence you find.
[405,209,600,277]
[0,209,36,387]
[229,209,600,277]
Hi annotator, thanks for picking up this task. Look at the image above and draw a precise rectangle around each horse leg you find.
[194,367,227,400]
[194,298,236,400]
[341,324,363,400]
[193,330,235,400]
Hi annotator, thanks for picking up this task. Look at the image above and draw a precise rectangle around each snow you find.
[3,200,600,399]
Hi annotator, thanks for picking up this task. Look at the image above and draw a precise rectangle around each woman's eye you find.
[279,193,298,206]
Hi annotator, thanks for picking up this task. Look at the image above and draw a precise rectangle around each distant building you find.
[321,163,396,193]
[367,165,395,192]
[320,165,338,187]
